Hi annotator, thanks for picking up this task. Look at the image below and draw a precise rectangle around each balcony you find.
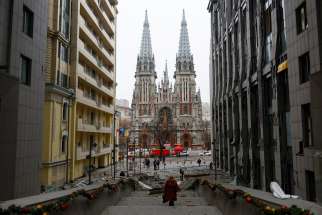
[78,65,114,97]
[76,89,114,113]
[90,0,115,31]
[79,17,114,61]
[79,42,114,81]
[104,0,117,18]
[80,0,114,40]
[77,119,112,134]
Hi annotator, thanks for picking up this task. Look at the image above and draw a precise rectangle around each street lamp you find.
[113,110,121,179]
[87,141,97,185]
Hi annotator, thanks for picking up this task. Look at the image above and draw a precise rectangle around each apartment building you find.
[0,0,47,200]
[208,0,322,203]
[70,0,118,179]
[41,0,75,188]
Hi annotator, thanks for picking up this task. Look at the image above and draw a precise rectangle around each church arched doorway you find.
[181,133,192,148]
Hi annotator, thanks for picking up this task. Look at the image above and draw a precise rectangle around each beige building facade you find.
[41,0,75,188]
[70,0,118,179]
[41,0,118,188]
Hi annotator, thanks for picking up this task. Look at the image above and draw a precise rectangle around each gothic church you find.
[131,10,203,149]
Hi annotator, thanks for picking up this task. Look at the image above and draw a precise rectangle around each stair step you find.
[102,206,223,215]
[117,197,208,206]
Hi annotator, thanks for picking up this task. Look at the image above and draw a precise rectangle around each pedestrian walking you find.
[156,159,160,170]
[153,159,157,170]
[163,176,180,206]
[197,158,201,167]
[179,168,184,181]
[147,158,150,169]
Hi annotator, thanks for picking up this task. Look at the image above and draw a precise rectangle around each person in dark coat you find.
[163,176,180,206]
[197,158,201,167]
[179,168,184,181]
[153,159,157,170]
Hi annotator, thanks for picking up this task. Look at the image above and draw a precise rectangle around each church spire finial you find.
[139,10,153,60]
[144,10,149,26]
[182,9,186,25]
[178,9,191,58]
[163,60,169,85]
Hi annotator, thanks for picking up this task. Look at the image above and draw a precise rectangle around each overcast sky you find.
[116,0,211,104]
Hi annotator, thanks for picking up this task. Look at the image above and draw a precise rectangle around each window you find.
[90,88,96,100]
[23,5,34,37]
[59,44,69,63]
[21,55,31,86]
[264,6,272,64]
[299,52,310,83]
[296,2,308,34]
[62,102,68,121]
[302,103,313,147]
[61,135,67,153]
[59,0,70,38]
[56,70,60,85]
[90,112,95,124]
[61,73,68,88]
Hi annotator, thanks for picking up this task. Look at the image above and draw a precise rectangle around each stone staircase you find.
[101,190,222,215]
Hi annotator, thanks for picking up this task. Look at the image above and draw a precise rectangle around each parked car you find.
[180,150,189,156]
[199,151,212,156]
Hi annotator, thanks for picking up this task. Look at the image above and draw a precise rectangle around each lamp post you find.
[113,110,120,179]
[87,141,97,185]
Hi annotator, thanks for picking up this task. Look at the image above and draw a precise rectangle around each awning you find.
[277,60,288,73]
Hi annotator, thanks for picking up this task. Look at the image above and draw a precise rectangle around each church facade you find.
[131,11,204,149]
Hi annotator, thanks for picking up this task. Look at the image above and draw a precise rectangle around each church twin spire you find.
[138,10,192,63]
[178,10,192,59]
[139,10,153,61]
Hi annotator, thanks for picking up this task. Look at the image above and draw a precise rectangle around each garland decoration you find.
[203,181,314,215]
[0,181,121,215]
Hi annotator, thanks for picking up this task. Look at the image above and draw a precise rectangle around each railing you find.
[77,119,112,133]
[76,89,114,113]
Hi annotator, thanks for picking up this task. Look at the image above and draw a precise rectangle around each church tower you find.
[132,11,157,120]
[174,10,202,147]
[174,10,197,116]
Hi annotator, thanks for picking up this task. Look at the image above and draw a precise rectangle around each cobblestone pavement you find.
[79,154,213,182]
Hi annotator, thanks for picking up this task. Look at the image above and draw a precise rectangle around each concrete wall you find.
[0,0,48,200]
[208,0,322,203]
[284,0,322,203]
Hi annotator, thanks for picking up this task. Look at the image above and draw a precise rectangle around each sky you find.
[116,0,211,104]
